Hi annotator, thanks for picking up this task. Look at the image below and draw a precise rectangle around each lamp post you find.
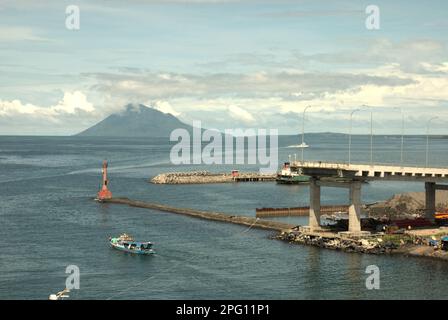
[361,105,374,165]
[392,107,405,166]
[301,105,312,162]
[426,116,438,167]
[400,110,404,166]
[370,108,373,165]
[349,108,361,165]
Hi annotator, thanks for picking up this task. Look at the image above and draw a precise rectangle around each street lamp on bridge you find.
[348,108,361,165]
[349,105,373,165]
[426,116,438,167]
[390,107,405,166]
[301,105,312,161]
[361,105,374,165]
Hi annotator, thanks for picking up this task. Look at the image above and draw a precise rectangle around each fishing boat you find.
[109,233,155,255]
[276,162,309,184]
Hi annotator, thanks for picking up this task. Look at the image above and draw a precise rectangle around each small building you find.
[231,170,239,177]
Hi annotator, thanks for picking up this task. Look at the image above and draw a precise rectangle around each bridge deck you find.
[291,161,448,183]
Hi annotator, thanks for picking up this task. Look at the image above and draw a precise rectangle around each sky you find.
[0,0,447,135]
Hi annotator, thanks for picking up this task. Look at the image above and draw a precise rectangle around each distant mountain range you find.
[76,104,192,137]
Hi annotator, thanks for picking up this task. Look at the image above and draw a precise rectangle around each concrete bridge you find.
[290,161,448,235]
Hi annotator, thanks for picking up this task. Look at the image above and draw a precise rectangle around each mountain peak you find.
[76,103,191,137]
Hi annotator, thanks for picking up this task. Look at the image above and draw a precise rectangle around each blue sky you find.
[0,0,447,135]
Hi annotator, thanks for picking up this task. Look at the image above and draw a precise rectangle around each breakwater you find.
[151,171,276,184]
[103,197,293,232]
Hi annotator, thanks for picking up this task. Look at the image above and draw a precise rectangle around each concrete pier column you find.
[348,181,362,233]
[425,182,436,222]
[309,178,321,231]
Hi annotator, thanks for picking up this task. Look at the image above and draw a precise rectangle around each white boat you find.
[286,143,309,148]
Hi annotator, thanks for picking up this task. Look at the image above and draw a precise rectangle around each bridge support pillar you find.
[348,181,362,233]
[425,182,436,223]
[309,178,321,231]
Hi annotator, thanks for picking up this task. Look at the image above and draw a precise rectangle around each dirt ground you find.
[406,226,448,237]
[368,190,448,218]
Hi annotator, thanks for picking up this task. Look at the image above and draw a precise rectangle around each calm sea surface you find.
[1,134,448,299]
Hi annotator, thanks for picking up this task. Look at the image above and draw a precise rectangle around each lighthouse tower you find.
[97,160,112,200]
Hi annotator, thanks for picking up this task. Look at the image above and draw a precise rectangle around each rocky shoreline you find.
[275,228,448,260]
[275,230,398,255]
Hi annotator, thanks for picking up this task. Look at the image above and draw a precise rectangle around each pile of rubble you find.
[276,231,399,254]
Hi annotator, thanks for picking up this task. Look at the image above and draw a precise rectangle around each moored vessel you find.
[276,162,309,184]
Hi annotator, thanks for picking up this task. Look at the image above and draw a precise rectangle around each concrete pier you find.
[309,178,321,231]
[425,182,436,222]
[425,182,448,222]
[305,179,364,234]
[349,181,362,233]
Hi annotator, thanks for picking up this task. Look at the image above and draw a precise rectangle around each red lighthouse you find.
[97,160,112,201]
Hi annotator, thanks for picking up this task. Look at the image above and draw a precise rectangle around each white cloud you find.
[0,91,95,118]
[52,91,95,114]
[228,105,255,124]
[150,100,181,116]
[0,26,49,42]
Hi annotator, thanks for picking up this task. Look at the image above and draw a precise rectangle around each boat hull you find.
[276,175,310,184]
[110,243,155,255]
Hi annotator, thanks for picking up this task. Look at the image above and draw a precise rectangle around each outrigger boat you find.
[109,233,155,255]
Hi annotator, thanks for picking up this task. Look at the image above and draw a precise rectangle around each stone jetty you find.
[151,171,276,184]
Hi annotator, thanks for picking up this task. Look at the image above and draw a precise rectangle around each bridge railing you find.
[290,160,448,170]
